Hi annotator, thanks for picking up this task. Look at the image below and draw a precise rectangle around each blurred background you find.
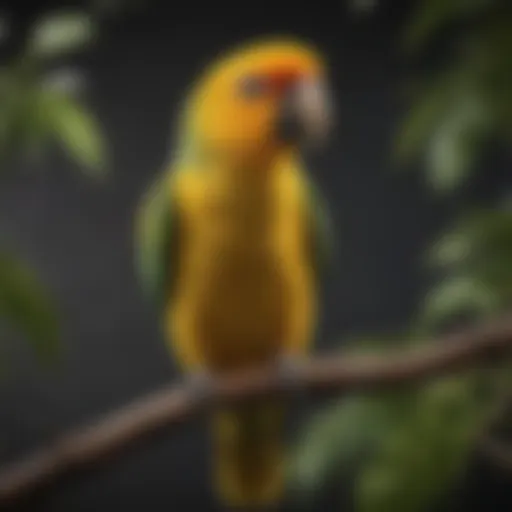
[1,0,512,510]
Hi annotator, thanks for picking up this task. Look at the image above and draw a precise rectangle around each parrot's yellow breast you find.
[167,161,316,373]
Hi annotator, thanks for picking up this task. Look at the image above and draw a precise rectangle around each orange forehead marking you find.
[269,68,300,84]
[200,39,324,87]
[241,50,322,77]
[186,39,325,123]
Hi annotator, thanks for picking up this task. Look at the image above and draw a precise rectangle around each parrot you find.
[134,37,335,510]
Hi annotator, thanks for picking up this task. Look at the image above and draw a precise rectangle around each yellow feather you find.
[166,156,317,507]
[160,38,326,507]
[167,153,316,368]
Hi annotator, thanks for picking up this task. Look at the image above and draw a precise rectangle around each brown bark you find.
[1,314,512,506]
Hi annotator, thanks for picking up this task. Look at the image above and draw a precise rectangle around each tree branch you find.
[2,314,512,506]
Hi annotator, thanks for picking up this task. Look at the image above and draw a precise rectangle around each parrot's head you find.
[183,37,334,166]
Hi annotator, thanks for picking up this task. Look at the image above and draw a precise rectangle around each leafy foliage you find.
[290,1,512,510]
[26,11,96,59]
[354,376,490,512]
[403,0,493,52]
[45,92,106,176]
[0,251,60,362]
[289,395,399,500]
[0,12,106,172]
[396,0,512,192]
[0,8,106,363]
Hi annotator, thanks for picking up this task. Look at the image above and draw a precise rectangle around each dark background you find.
[0,0,510,510]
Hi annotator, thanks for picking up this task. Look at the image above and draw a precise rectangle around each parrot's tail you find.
[211,400,285,509]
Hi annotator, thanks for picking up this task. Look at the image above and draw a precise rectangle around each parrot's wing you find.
[134,173,178,311]
[304,176,335,281]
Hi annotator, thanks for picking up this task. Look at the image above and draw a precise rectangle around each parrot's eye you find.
[238,75,268,99]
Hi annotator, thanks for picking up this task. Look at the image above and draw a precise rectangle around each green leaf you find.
[426,128,473,192]
[41,68,87,97]
[289,395,405,502]
[427,231,473,269]
[26,11,96,59]
[0,75,107,174]
[422,213,512,320]
[14,85,56,165]
[394,76,455,164]
[354,376,487,512]
[0,251,60,362]
[425,93,493,192]
[0,75,49,165]
[420,275,499,332]
[430,211,512,262]
[426,210,512,291]
[404,0,493,52]
[45,94,107,177]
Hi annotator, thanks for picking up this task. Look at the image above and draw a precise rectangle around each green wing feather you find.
[134,173,178,311]
[304,176,335,281]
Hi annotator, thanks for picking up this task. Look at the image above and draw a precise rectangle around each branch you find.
[2,314,512,506]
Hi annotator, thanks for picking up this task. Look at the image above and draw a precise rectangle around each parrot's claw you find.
[275,354,307,394]
[183,371,215,405]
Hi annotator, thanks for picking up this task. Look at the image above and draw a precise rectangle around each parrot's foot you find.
[275,354,307,394]
[183,370,215,405]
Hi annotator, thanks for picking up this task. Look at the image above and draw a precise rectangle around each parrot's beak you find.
[276,77,334,148]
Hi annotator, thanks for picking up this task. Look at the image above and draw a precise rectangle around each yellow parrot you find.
[135,37,335,509]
